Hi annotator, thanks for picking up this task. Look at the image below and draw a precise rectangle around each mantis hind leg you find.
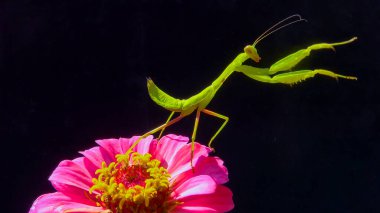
[124,115,184,159]
[269,37,357,74]
[158,111,175,139]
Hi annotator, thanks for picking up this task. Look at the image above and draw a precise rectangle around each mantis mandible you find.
[126,15,357,165]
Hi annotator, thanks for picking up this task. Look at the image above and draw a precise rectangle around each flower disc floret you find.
[89,152,179,212]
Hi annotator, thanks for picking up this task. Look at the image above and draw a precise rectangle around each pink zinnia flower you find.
[30,134,234,212]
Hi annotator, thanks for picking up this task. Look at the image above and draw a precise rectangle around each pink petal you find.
[162,134,190,143]
[166,142,211,178]
[95,138,122,162]
[118,137,134,153]
[132,135,154,154]
[116,136,155,155]
[49,158,93,197]
[171,156,229,190]
[193,156,228,184]
[95,136,154,160]
[174,185,234,213]
[174,175,217,199]
[153,134,189,168]
[80,136,155,175]
[79,146,104,175]
[29,192,103,213]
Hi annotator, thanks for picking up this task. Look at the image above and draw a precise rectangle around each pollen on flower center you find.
[89,152,180,212]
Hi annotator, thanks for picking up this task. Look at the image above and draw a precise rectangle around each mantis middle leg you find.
[190,110,201,168]
[202,109,229,150]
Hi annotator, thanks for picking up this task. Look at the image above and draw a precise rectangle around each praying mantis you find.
[126,15,357,165]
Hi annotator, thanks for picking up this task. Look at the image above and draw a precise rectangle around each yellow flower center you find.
[89,151,180,212]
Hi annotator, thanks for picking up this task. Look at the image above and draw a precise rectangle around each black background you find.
[2,0,380,212]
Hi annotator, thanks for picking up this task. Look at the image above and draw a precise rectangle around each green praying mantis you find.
[126,15,357,165]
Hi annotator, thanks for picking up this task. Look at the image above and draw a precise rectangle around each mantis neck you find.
[211,52,250,92]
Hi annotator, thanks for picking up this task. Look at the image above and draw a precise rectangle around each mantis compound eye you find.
[244,45,261,63]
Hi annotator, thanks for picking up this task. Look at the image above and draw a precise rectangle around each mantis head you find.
[244,45,261,63]
[245,14,306,63]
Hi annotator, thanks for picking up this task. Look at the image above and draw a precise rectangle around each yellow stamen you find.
[89,151,181,212]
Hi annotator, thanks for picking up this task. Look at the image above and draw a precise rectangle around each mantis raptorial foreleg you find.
[269,37,357,74]
[237,67,357,84]
[235,66,271,82]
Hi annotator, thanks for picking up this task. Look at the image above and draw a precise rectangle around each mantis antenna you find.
[253,14,307,46]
